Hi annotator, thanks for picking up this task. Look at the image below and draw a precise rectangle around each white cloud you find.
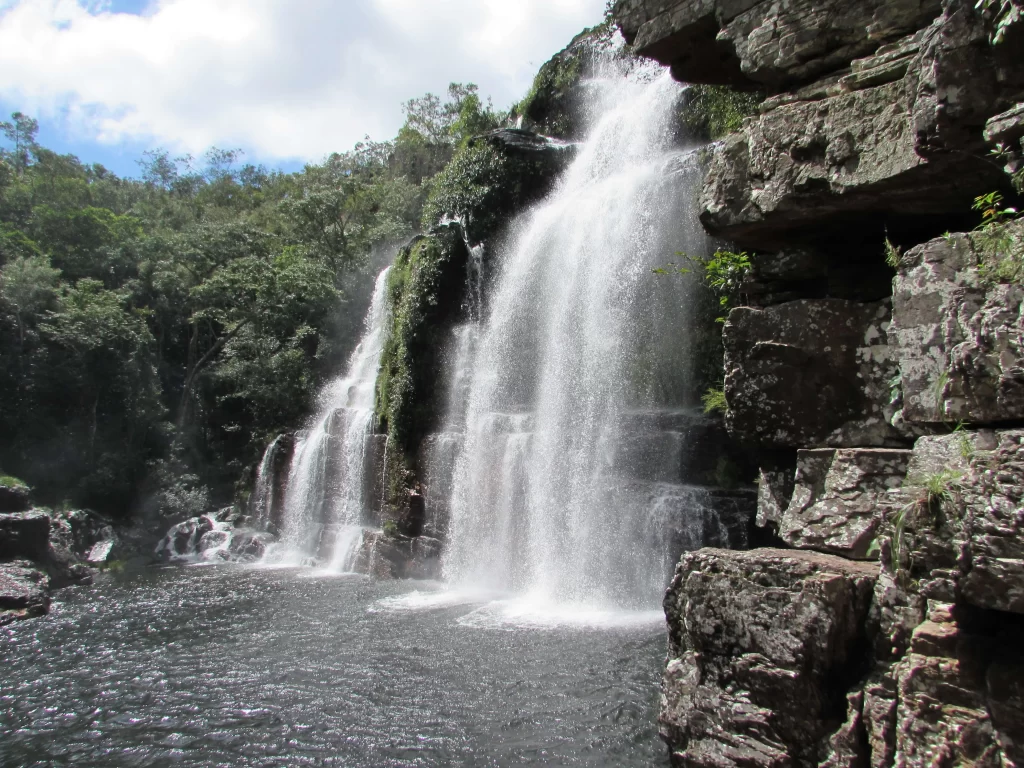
[0,0,606,162]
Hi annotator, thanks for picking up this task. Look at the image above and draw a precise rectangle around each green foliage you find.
[656,249,751,322]
[0,94,466,516]
[678,85,762,141]
[0,473,27,488]
[884,237,902,269]
[973,191,1019,227]
[511,24,618,138]
[422,142,508,235]
[972,218,1024,285]
[403,83,504,148]
[702,387,727,414]
[976,0,1023,43]
[382,519,399,538]
[376,230,468,453]
[890,469,964,576]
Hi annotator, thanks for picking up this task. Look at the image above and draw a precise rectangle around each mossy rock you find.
[422,130,573,244]
[512,23,618,140]
[677,84,763,143]
[376,225,470,461]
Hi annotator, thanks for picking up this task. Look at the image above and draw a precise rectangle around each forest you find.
[0,84,504,520]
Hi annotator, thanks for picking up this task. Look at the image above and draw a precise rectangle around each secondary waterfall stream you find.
[268,266,392,570]
[439,57,712,611]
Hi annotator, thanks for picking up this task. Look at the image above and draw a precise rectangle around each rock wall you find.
[613,0,1024,764]
[1,480,124,625]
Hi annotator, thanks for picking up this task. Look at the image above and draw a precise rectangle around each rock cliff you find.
[614,0,1024,764]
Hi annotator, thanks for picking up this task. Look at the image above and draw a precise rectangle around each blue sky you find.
[0,0,606,177]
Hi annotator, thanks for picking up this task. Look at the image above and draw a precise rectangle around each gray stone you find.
[724,299,900,448]
[661,548,878,767]
[614,0,942,91]
[0,511,52,562]
[0,561,50,626]
[960,430,1024,614]
[694,3,1022,249]
[779,448,911,559]
[0,482,31,513]
[891,225,1024,425]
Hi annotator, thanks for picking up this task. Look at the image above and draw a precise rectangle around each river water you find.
[1,565,669,767]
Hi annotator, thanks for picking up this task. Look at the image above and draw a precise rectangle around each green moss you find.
[375,227,469,506]
[678,84,763,142]
[511,23,617,139]
[0,473,27,488]
[422,137,561,243]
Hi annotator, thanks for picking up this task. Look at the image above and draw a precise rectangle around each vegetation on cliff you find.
[0,85,502,520]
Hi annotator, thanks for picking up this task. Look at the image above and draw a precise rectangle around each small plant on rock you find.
[655,248,751,322]
[701,387,727,415]
[884,237,902,269]
[976,0,1023,44]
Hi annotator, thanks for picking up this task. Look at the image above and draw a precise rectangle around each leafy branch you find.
[654,248,751,323]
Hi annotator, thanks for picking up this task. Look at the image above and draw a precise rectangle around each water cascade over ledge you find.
[267,266,393,569]
[438,58,718,611]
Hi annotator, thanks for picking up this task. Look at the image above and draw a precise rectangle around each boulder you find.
[661,548,879,767]
[723,299,901,448]
[0,511,52,561]
[614,0,943,91]
[228,531,275,562]
[780,448,912,559]
[0,482,31,513]
[0,561,50,626]
[890,225,1024,425]
[156,515,215,559]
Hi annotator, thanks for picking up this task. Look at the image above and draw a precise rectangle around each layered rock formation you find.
[614,0,1024,764]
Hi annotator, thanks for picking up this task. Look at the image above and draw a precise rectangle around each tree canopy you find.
[0,83,505,518]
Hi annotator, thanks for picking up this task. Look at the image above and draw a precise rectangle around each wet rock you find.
[0,511,52,562]
[724,299,901,448]
[779,448,911,559]
[156,515,215,559]
[614,0,943,91]
[0,482,31,513]
[660,548,878,767]
[406,536,444,580]
[0,561,50,626]
[890,225,1024,425]
[228,531,275,563]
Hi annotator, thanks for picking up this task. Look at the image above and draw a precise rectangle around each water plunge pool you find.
[1,565,669,767]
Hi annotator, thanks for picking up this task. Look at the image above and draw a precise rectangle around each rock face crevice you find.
[614,0,1024,764]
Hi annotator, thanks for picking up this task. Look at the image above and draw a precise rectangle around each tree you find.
[0,254,61,347]
[0,112,39,175]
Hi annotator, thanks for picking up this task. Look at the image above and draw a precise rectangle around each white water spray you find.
[270,267,392,570]
[441,56,713,611]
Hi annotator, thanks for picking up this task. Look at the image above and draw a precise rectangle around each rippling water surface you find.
[0,566,669,767]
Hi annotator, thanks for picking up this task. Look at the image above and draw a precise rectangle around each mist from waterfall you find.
[268,267,392,570]
[440,54,712,611]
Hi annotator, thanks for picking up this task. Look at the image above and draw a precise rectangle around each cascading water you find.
[250,433,285,532]
[270,267,392,570]
[441,52,713,611]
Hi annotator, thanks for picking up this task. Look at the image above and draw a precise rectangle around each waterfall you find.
[271,267,392,570]
[441,55,713,610]
[251,434,285,531]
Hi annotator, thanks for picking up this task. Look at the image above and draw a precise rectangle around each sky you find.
[0,0,607,176]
